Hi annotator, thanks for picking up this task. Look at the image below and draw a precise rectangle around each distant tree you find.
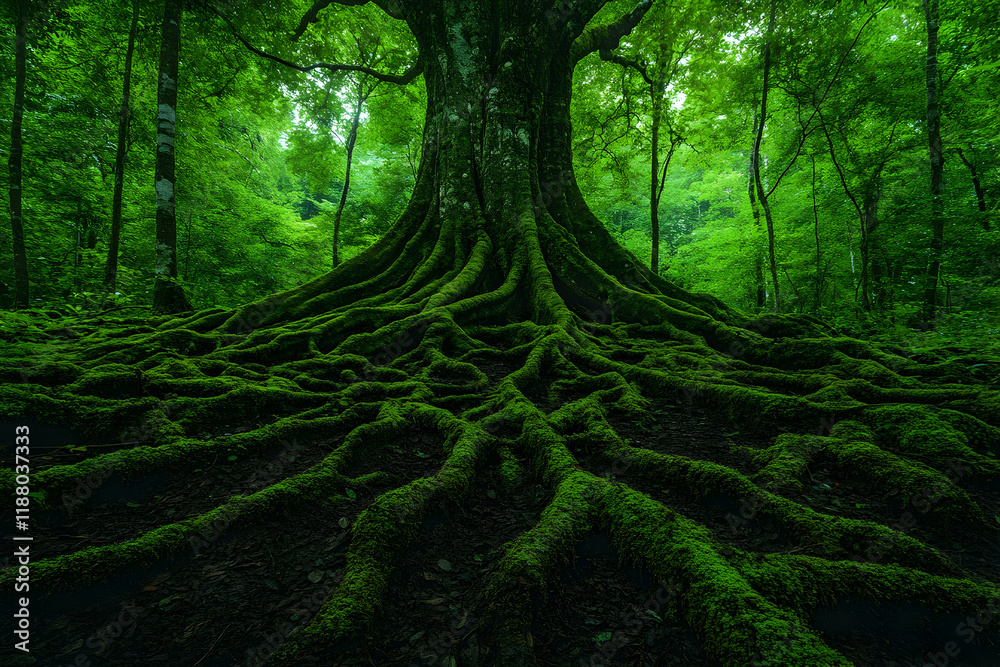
[103,0,141,296]
[7,0,30,309]
[921,0,944,321]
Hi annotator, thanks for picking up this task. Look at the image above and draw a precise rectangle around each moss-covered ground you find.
[1,280,999,666]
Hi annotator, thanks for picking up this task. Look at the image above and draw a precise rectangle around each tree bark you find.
[921,0,944,322]
[7,0,30,310]
[103,0,141,296]
[152,0,193,314]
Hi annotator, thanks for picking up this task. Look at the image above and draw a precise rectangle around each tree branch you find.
[571,0,654,64]
[251,232,297,249]
[197,66,242,105]
[764,1,890,199]
[209,4,419,85]
[598,50,654,85]
[290,0,405,41]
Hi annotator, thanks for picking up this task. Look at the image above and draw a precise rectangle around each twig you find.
[192,623,230,666]
[783,543,818,555]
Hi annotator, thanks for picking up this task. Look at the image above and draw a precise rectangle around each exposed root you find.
[2,208,999,666]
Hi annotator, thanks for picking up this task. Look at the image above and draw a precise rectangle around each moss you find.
[4,183,998,667]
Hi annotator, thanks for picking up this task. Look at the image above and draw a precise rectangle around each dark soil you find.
[2,394,999,667]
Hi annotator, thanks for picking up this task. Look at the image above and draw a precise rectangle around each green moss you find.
[5,205,998,667]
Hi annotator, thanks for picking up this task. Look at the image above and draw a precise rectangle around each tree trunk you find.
[649,65,673,273]
[859,190,882,312]
[921,0,944,322]
[748,114,766,309]
[332,75,369,268]
[811,154,822,311]
[956,146,990,231]
[152,0,193,314]
[649,77,679,278]
[103,0,140,296]
[650,81,661,276]
[751,0,780,313]
[7,0,30,310]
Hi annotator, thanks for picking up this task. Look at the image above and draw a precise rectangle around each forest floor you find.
[4,392,999,667]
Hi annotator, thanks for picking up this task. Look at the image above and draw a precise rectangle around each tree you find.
[330,72,369,267]
[152,0,193,314]
[103,0,141,295]
[750,0,781,313]
[921,0,945,321]
[2,2,999,666]
[7,0,30,309]
[595,0,702,276]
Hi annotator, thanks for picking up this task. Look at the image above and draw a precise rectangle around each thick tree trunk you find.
[103,0,140,295]
[7,0,30,310]
[152,0,193,314]
[921,0,944,322]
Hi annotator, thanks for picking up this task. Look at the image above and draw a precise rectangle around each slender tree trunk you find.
[332,76,368,268]
[821,115,873,312]
[956,146,990,231]
[748,114,766,309]
[922,0,944,322]
[8,0,30,310]
[74,204,82,295]
[650,70,663,275]
[103,0,140,295]
[752,0,780,312]
[649,74,680,278]
[859,190,883,312]
[152,0,192,314]
[811,154,822,311]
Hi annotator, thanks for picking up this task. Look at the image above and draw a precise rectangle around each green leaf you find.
[345,488,356,499]
[227,454,238,461]
[595,631,612,642]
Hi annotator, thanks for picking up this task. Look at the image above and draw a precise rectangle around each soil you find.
[2,394,999,667]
